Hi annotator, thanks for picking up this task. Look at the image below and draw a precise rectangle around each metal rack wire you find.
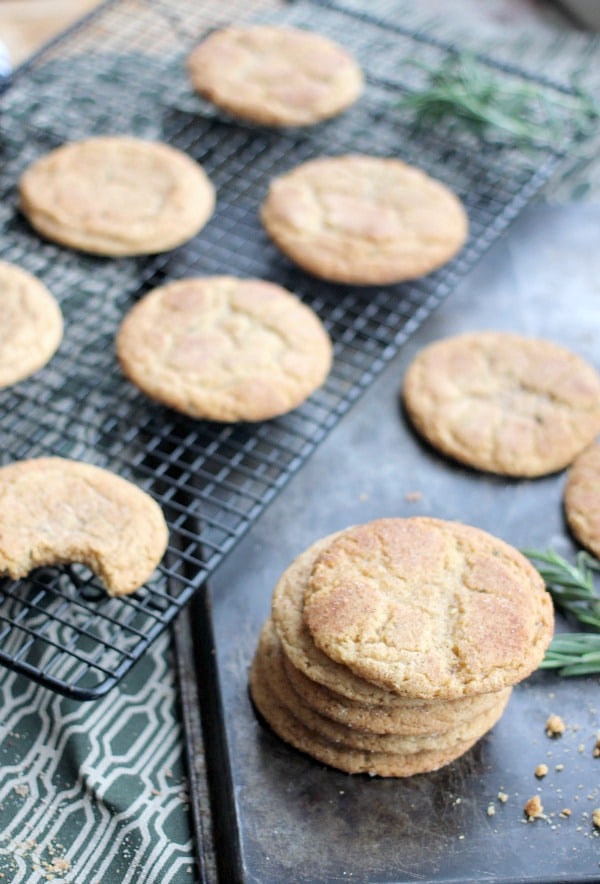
[0,0,574,698]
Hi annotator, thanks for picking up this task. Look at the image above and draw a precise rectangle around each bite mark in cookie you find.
[0,457,168,596]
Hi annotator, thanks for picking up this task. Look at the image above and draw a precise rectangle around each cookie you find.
[303,518,554,699]
[19,136,215,256]
[0,457,168,596]
[116,276,333,422]
[186,25,363,127]
[0,260,63,388]
[256,618,511,751]
[282,647,512,736]
[271,532,404,705]
[249,641,500,777]
[564,443,600,558]
[402,331,600,477]
[260,154,468,285]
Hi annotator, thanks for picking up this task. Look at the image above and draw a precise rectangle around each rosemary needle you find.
[523,548,600,676]
[396,51,598,146]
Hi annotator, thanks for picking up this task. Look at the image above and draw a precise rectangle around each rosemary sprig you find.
[538,633,600,677]
[523,548,600,676]
[396,50,598,147]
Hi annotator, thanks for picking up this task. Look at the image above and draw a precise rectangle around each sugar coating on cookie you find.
[116,276,333,422]
[0,457,168,596]
[0,260,63,388]
[187,25,363,127]
[564,443,600,558]
[19,136,215,256]
[402,331,600,477]
[303,517,554,699]
[260,154,468,284]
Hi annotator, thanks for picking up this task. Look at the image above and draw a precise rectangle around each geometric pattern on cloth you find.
[0,630,198,883]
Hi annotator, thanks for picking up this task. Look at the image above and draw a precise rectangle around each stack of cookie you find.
[250,517,554,776]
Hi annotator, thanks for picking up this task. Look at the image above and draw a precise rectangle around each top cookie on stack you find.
[250,517,554,776]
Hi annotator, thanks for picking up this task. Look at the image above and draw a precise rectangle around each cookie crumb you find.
[535,763,549,779]
[593,737,600,758]
[560,808,572,818]
[524,795,544,820]
[546,714,566,737]
[498,791,509,803]
[555,763,565,772]
[593,809,600,829]
[487,804,496,816]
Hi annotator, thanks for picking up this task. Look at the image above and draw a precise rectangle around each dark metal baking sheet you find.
[184,203,600,883]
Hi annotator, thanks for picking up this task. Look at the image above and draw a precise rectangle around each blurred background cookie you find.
[19,135,215,256]
[260,154,468,284]
[187,24,363,127]
[402,331,600,477]
[564,443,600,558]
[116,276,333,422]
[0,259,62,388]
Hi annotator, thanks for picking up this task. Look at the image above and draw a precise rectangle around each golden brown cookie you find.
[0,260,63,388]
[564,443,600,558]
[186,25,363,127]
[402,331,600,477]
[271,532,404,705]
[282,646,512,736]
[116,276,333,422]
[19,136,215,256]
[260,154,468,284]
[249,639,501,777]
[256,618,511,751]
[0,457,168,596]
[303,518,554,700]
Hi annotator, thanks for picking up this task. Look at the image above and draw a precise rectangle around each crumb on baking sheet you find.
[559,808,572,818]
[546,714,566,737]
[535,763,549,779]
[487,804,496,816]
[524,795,544,820]
[497,791,509,803]
[593,809,600,829]
[593,737,600,758]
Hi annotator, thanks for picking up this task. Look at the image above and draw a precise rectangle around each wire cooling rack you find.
[0,0,577,699]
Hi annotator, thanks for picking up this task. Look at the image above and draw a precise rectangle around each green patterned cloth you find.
[0,2,598,883]
[0,632,198,883]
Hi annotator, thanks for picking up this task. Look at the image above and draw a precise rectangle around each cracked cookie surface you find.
[402,331,600,477]
[116,276,333,422]
[19,136,215,256]
[402,331,600,478]
[0,260,63,388]
[260,154,468,284]
[564,443,600,558]
[0,457,168,596]
[303,518,553,699]
[187,25,363,127]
